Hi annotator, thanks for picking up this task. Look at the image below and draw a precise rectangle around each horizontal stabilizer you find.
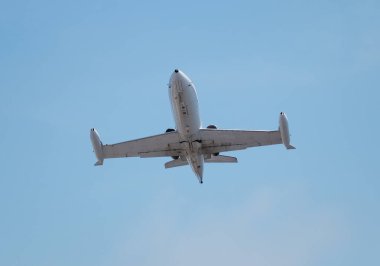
[165,159,189,169]
[205,155,238,163]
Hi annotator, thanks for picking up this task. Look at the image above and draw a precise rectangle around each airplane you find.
[90,69,295,183]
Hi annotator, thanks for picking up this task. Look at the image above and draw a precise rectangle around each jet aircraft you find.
[90,69,295,183]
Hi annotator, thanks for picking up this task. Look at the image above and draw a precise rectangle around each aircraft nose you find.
[169,68,191,86]
[170,69,180,82]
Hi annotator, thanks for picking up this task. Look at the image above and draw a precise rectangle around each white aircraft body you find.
[90,69,295,183]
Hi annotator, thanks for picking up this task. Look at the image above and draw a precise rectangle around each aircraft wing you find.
[101,131,183,159]
[199,129,282,155]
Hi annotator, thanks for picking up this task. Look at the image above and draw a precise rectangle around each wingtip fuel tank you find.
[279,112,296,150]
[90,128,104,166]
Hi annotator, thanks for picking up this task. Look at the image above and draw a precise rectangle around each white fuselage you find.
[169,69,204,182]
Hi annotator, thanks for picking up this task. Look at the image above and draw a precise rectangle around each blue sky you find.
[1,0,379,265]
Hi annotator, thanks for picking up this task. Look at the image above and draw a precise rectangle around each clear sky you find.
[1,0,379,265]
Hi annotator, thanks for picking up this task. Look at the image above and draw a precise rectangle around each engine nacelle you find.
[206,125,219,155]
[90,128,104,165]
[165,128,178,159]
[207,124,217,129]
[279,112,295,149]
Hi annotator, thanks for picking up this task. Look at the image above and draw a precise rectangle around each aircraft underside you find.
[90,69,295,183]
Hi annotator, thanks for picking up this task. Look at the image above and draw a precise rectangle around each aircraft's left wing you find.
[91,129,184,165]
[199,129,282,155]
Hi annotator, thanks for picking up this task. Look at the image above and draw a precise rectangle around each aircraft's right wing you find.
[90,129,184,165]
[102,131,183,159]
[199,129,282,155]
